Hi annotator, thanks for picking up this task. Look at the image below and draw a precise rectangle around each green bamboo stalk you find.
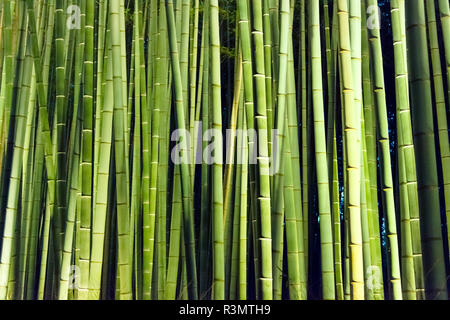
[390,0,423,300]
[262,0,273,156]
[87,23,114,300]
[271,0,294,301]
[109,0,132,300]
[310,0,335,300]
[336,0,364,300]
[146,23,162,297]
[223,44,242,299]
[78,0,95,299]
[286,4,304,296]
[25,0,57,299]
[17,62,37,300]
[365,0,403,299]
[189,0,200,172]
[350,0,375,300]
[198,4,211,297]
[0,24,32,299]
[54,0,68,265]
[406,0,448,300]
[209,0,225,300]
[282,112,301,300]
[229,148,241,300]
[166,0,198,300]
[327,2,345,300]
[299,0,309,268]
[436,0,450,107]
[165,165,182,300]
[154,0,169,300]
[59,98,82,300]
[425,1,450,285]
[361,1,385,300]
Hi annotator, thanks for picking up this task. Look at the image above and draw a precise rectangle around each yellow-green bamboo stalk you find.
[336,0,364,300]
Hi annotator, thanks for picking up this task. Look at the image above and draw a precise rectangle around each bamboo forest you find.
[1,0,450,301]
